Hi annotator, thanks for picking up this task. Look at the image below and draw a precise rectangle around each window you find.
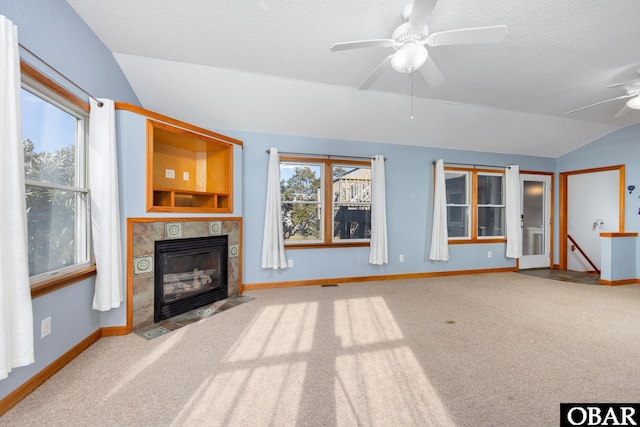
[445,171,470,238]
[445,168,505,242]
[280,158,371,246]
[332,164,372,241]
[21,76,92,283]
[477,173,505,238]
[280,161,323,242]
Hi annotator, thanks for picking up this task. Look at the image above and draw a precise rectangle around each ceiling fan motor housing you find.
[392,22,429,50]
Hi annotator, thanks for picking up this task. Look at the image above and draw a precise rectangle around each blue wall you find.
[220,129,555,286]
[557,124,640,277]
[0,0,139,105]
[0,0,139,401]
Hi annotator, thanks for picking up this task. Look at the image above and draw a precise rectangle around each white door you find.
[519,174,551,269]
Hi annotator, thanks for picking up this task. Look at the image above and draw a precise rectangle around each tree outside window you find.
[21,85,90,281]
[280,158,371,246]
[280,162,322,242]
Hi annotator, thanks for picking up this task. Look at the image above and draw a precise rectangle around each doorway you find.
[559,165,625,271]
[519,174,552,269]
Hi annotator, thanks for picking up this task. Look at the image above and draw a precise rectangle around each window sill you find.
[31,265,97,299]
[448,238,506,245]
[285,242,371,249]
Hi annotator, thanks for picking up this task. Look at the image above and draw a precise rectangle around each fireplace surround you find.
[129,218,241,331]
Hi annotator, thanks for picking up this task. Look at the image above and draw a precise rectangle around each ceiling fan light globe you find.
[391,43,428,73]
[626,95,640,109]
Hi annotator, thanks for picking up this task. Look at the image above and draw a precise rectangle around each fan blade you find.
[427,25,508,47]
[565,94,635,115]
[418,56,445,87]
[408,0,439,32]
[331,39,394,52]
[614,104,631,118]
[607,80,640,88]
[359,55,393,90]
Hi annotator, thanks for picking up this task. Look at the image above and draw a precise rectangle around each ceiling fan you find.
[565,79,640,118]
[330,0,508,90]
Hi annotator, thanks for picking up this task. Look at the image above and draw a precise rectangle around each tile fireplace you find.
[129,218,241,331]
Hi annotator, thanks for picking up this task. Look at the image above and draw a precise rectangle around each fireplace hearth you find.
[154,235,228,323]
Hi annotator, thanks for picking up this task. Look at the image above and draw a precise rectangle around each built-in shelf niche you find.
[146,119,233,213]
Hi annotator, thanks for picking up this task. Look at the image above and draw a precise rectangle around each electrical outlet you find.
[183,172,189,181]
[288,259,293,268]
[399,254,405,262]
[488,251,492,258]
[41,317,51,338]
[165,169,175,179]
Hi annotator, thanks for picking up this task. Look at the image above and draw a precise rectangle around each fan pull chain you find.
[410,71,414,120]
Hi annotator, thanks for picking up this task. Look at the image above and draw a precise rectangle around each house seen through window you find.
[21,79,91,282]
[280,158,371,246]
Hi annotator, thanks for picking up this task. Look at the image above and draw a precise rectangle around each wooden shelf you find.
[146,120,234,213]
[152,188,229,211]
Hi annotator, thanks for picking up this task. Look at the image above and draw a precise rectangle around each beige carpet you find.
[2,273,640,426]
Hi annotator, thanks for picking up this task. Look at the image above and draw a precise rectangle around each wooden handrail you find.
[567,234,600,274]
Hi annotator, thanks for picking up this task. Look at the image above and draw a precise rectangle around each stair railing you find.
[567,234,600,274]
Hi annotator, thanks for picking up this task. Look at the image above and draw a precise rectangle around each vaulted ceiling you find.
[66,0,640,157]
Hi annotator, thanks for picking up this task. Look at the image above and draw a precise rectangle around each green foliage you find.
[281,166,321,240]
[24,139,77,276]
[333,166,348,179]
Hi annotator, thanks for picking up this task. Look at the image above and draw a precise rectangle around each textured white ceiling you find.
[66,0,640,157]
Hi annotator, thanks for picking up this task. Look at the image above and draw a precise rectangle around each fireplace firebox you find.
[154,235,228,323]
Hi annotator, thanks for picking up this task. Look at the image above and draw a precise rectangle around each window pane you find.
[332,166,371,203]
[447,206,469,237]
[22,88,77,186]
[477,175,503,205]
[282,203,322,241]
[281,162,323,242]
[523,181,545,255]
[280,163,322,202]
[445,172,468,204]
[332,165,371,241]
[333,205,371,240]
[478,206,505,237]
[26,186,87,276]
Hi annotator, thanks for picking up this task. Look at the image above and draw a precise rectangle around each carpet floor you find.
[2,273,639,426]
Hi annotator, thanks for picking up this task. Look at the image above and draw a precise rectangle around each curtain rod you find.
[433,161,510,169]
[267,150,385,161]
[19,43,104,107]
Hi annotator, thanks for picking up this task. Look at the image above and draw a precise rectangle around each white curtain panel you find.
[0,15,35,380]
[505,165,522,259]
[369,155,388,265]
[429,159,449,261]
[89,98,123,311]
[261,148,287,269]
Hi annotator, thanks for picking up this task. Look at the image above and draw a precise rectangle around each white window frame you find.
[331,163,372,243]
[280,160,325,245]
[476,172,506,239]
[445,171,471,240]
[21,75,93,285]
